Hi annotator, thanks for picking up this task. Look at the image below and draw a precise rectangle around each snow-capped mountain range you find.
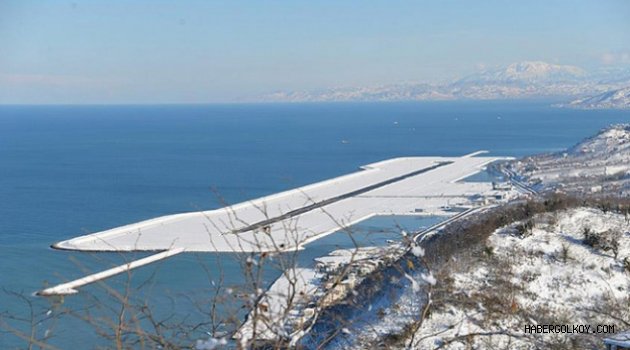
[566,87,630,109]
[259,61,630,107]
[455,61,586,85]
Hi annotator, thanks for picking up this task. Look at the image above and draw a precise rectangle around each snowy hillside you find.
[407,208,630,349]
[568,87,630,109]
[507,124,630,196]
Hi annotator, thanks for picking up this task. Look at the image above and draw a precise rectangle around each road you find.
[413,205,493,244]
[501,167,538,196]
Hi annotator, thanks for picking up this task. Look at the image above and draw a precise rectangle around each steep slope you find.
[505,124,630,196]
[568,87,630,109]
[407,207,630,350]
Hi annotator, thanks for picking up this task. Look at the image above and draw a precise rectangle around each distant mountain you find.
[263,83,453,102]
[589,66,630,84]
[566,87,630,109]
[448,62,595,100]
[258,61,630,103]
[454,61,586,85]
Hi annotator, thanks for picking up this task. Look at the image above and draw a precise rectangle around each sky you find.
[1,0,630,104]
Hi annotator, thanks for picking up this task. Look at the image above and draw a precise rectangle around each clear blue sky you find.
[1,0,629,104]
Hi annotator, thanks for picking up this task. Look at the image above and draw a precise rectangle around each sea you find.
[0,101,627,348]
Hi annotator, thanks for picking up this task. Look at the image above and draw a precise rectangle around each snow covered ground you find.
[408,207,630,349]
[506,124,630,196]
[567,87,630,109]
[234,245,407,347]
[234,267,323,345]
[53,155,503,253]
[303,244,433,350]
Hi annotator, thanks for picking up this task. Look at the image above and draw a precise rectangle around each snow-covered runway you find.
[52,153,507,253]
[39,152,509,296]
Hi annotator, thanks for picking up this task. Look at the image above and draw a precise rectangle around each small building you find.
[604,331,630,350]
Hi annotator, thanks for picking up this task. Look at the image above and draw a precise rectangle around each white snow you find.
[488,208,629,311]
[53,155,506,253]
[569,87,630,109]
[420,272,437,286]
[511,124,630,195]
[236,245,406,345]
[260,61,630,103]
[234,268,322,343]
[411,246,425,257]
[314,245,405,268]
[460,61,586,84]
[195,337,227,350]
[405,273,422,292]
[408,207,630,349]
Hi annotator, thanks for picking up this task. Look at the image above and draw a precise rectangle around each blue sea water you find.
[0,101,627,347]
